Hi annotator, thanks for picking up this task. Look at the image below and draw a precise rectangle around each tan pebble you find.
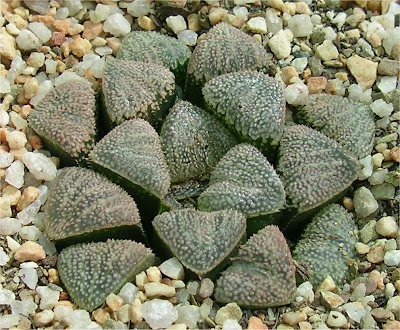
[34,310,54,327]
[295,2,310,14]
[307,76,327,94]
[15,75,31,84]
[394,280,400,292]
[59,291,68,301]
[116,304,130,323]
[298,321,312,330]
[23,77,39,99]
[0,30,17,60]
[49,31,66,46]
[281,66,298,85]
[367,246,385,264]
[20,105,31,119]
[247,316,268,329]
[147,266,162,283]
[54,300,75,309]
[302,68,312,80]
[347,55,377,90]
[188,13,201,32]
[26,53,45,69]
[368,33,381,48]
[367,0,381,13]
[5,13,28,29]
[17,186,40,211]
[342,197,354,211]
[31,15,54,27]
[317,275,337,293]
[70,36,92,57]
[136,271,148,290]
[106,293,124,312]
[372,153,384,168]
[9,147,28,160]
[355,0,368,7]
[82,21,103,40]
[69,23,84,35]
[209,7,228,25]
[383,320,400,330]
[282,311,307,326]
[107,37,122,55]
[28,135,43,150]
[14,241,46,262]
[390,147,400,163]
[375,216,399,238]
[167,324,186,330]
[382,149,392,161]
[369,270,384,290]
[137,16,156,31]
[0,169,5,179]
[2,185,21,206]
[335,72,348,81]
[48,268,60,284]
[144,282,176,298]
[355,242,370,255]
[161,277,173,286]
[0,197,12,218]
[320,291,345,310]
[136,290,147,303]
[53,19,70,34]
[7,130,27,149]
[92,308,110,325]
[129,298,143,324]
[371,308,395,322]
[277,324,295,330]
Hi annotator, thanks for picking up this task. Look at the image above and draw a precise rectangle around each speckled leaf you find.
[296,94,375,159]
[102,58,176,127]
[58,239,155,311]
[152,209,246,277]
[28,80,96,165]
[277,125,359,215]
[293,204,359,286]
[203,71,285,151]
[160,100,237,183]
[215,226,296,309]
[44,167,143,246]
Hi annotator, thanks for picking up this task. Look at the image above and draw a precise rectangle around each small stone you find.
[5,160,25,188]
[355,242,370,255]
[350,283,366,301]
[375,216,399,238]
[347,55,378,90]
[177,30,198,46]
[384,250,400,266]
[147,266,162,283]
[209,7,228,25]
[142,299,178,329]
[36,286,60,310]
[198,278,214,299]
[359,220,380,243]
[316,40,339,61]
[351,277,377,295]
[116,304,130,324]
[297,281,314,303]
[353,187,379,218]
[378,59,400,76]
[136,271,148,290]
[378,76,397,94]
[386,296,400,314]
[22,152,57,181]
[342,302,371,323]
[17,186,40,211]
[0,247,10,266]
[280,66,298,85]
[269,29,293,59]
[175,305,201,329]
[247,17,268,34]
[103,13,131,37]
[223,319,242,330]
[14,241,45,262]
[166,15,187,34]
[118,282,139,305]
[93,308,110,325]
[130,298,143,324]
[367,246,385,264]
[371,308,395,323]
[172,280,185,288]
[282,311,307,326]
[383,321,400,330]
[137,16,156,31]
[369,168,389,185]
[18,268,38,289]
[0,152,14,169]
[0,217,22,235]
[320,291,344,310]
[34,310,54,326]
[0,315,20,329]
[326,311,347,328]
[298,321,312,330]
[53,19,70,34]
[369,270,384,290]
[0,31,17,60]
[284,82,309,105]
[385,239,397,252]
[390,147,400,163]
[70,36,92,57]
[215,303,242,326]
[370,99,394,118]
[106,293,124,312]
[127,0,151,17]
[288,14,313,37]
[144,282,176,298]
[158,257,184,280]
[247,316,268,329]
[265,9,282,34]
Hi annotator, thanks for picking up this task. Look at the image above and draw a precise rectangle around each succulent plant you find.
[295,94,375,159]
[58,239,155,311]
[89,119,171,222]
[215,226,296,309]
[101,58,176,128]
[116,31,191,86]
[293,204,359,287]
[198,143,285,235]
[277,125,359,230]
[28,80,96,166]
[185,22,270,105]
[44,167,144,248]
[152,209,247,278]
[160,100,237,183]
[202,71,285,153]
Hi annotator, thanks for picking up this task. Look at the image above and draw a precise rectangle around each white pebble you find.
[0,287,15,305]
[284,82,309,105]
[94,45,113,56]
[377,76,397,94]
[54,71,87,87]
[166,15,187,34]
[7,56,27,83]
[0,218,22,235]
[7,236,20,251]
[22,152,57,181]
[142,299,178,329]
[177,30,198,46]
[45,59,57,74]
[159,257,185,280]
[358,155,373,180]
[16,29,42,50]
[28,22,52,43]
[0,315,20,328]
[247,17,268,34]
[20,261,38,268]
[17,199,42,225]
[36,286,60,310]
[5,160,25,188]
[64,309,92,328]
[0,152,14,169]
[0,109,9,127]
[118,282,139,305]
[103,13,131,37]
[127,0,151,17]
[265,9,282,34]
[19,225,41,241]
[296,281,314,303]
[64,0,83,16]
[10,299,37,317]
[288,14,313,37]
[370,99,394,117]
[233,6,248,20]
[384,250,400,266]
[18,268,38,289]
[7,130,27,150]
[0,247,10,266]
[0,76,11,94]
[30,80,54,106]
[222,319,242,330]
[9,111,28,130]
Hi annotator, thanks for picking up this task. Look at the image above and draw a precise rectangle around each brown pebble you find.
[351,277,377,295]
[14,241,46,262]
[53,19,70,34]
[28,135,44,150]
[390,146,400,163]
[247,316,268,329]
[70,36,92,57]
[106,37,121,55]
[31,15,54,27]
[307,76,327,94]
[17,186,40,211]
[371,308,395,322]
[50,32,66,46]
[383,320,400,330]
[82,21,103,40]
[366,246,385,264]
[281,66,298,85]
[369,270,384,290]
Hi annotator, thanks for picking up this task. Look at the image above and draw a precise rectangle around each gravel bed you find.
[0,0,399,329]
